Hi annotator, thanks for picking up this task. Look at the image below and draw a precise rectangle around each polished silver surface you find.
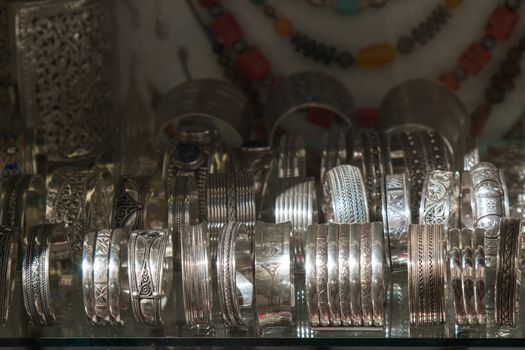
[320,132,348,182]
[304,225,319,327]
[254,221,293,332]
[181,222,213,329]
[22,224,72,327]
[128,229,173,326]
[381,173,411,270]
[274,177,318,271]
[419,170,460,231]
[322,164,369,224]
[82,228,128,326]
[277,134,306,179]
[370,222,385,327]
[110,175,150,231]
[327,224,341,326]
[0,226,17,327]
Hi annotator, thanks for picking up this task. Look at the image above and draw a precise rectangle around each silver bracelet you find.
[207,173,256,261]
[275,177,318,271]
[276,134,306,178]
[320,132,347,182]
[156,79,251,149]
[82,228,128,325]
[469,162,507,266]
[417,129,452,172]
[419,170,460,230]
[449,228,467,325]
[495,218,521,327]
[408,224,446,326]
[370,222,385,327]
[327,224,341,326]
[360,223,373,326]
[381,173,411,270]
[473,227,487,324]
[337,224,352,326]
[460,228,477,325]
[254,221,293,332]
[322,164,369,224]
[22,224,72,327]
[168,174,198,271]
[352,130,391,222]
[0,226,17,327]
[217,222,254,328]
[348,223,362,326]
[181,222,213,328]
[110,175,149,230]
[128,229,173,326]
[264,71,355,142]
[305,224,320,327]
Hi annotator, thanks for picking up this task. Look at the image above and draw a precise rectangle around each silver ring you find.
[276,134,306,178]
[264,71,355,142]
[381,173,411,270]
[254,221,293,331]
[322,165,369,224]
[419,170,460,231]
[495,218,521,327]
[22,224,72,326]
[274,177,318,271]
[216,222,254,328]
[168,175,198,270]
[320,132,348,182]
[82,228,128,325]
[128,229,173,326]
[181,222,213,328]
[0,226,17,327]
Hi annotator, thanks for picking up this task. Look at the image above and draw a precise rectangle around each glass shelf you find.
[1,271,524,347]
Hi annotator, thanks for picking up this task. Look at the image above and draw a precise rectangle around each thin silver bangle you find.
[360,223,373,326]
[320,132,347,182]
[0,226,17,327]
[181,222,213,329]
[275,177,318,272]
[305,224,319,327]
[348,223,362,326]
[370,222,385,327]
[327,223,341,326]
[22,224,72,327]
[323,164,369,224]
[254,221,294,332]
[276,134,306,179]
[128,229,173,326]
[338,223,352,326]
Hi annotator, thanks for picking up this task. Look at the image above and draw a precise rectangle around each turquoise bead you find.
[333,0,361,15]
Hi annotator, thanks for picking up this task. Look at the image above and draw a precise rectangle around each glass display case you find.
[1,0,525,347]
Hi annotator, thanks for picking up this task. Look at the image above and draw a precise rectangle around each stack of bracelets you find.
[0,73,523,337]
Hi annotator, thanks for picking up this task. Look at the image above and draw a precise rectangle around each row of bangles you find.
[0,71,521,332]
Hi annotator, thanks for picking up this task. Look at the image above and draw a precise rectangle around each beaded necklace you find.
[306,0,390,16]
[251,0,463,69]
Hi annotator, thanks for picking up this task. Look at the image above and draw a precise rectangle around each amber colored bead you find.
[274,16,293,37]
[438,71,459,90]
[356,43,396,69]
[444,0,461,9]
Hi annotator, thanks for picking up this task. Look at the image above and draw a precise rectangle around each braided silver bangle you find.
[168,175,198,271]
[323,165,369,224]
[128,229,173,326]
[22,224,72,327]
[82,228,128,325]
[495,218,521,327]
[408,224,446,326]
[381,173,411,270]
[254,221,293,332]
[277,134,306,178]
[0,226,17,327]
[206,173,256,261]
[419,170,460,231]
[181,222,213,329]
[275,177,318,271]
[320,132,347,182]
[216,222,254,328]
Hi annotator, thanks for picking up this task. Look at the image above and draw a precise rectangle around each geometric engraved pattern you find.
[111,176,148,230]
[12,0,113,161]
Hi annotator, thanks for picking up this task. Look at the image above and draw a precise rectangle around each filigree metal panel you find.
[11,0,114,161]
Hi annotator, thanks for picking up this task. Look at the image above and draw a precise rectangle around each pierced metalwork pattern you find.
[12,0,113,161]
